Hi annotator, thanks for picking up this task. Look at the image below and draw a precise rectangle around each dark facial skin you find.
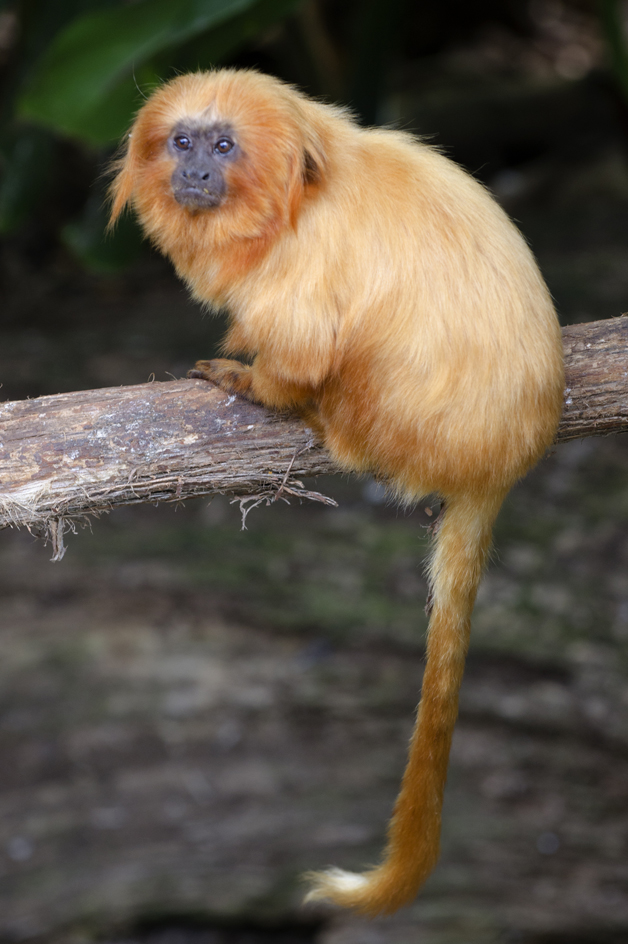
[168,122,239,210]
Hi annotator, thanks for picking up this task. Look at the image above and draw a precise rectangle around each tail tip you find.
[303,867,370,907]
[302,862,425,915]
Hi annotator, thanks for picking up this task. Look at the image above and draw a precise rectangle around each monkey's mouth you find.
[173,186,224,209]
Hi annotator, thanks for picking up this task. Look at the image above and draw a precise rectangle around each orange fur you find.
[110,69,564,916]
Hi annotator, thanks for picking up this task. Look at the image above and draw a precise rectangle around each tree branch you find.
[558,318,628,441]
[1,317,626,551]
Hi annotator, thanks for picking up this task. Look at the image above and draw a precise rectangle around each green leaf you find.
[173,0,300,75]
[62,188,144,272]
[349,0,407,125]
[16,0,262,144]
[600,0,628,102]
[0,127,57,233]
[55,62,163,147]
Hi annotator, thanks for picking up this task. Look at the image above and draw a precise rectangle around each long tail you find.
[304,490,506,915]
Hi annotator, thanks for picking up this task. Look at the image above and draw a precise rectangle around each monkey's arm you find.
[189,353,323,418]
[191,280,342,410]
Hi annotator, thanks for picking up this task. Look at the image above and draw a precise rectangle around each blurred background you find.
[2,1,628,942]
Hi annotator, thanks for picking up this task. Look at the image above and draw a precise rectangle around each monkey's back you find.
[247,122,564,499]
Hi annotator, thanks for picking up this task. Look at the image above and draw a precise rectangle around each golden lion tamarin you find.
[109,69,564,916]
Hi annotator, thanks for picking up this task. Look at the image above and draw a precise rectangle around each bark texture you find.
[0,381,337,556]
[1,316,627,545]
[559,317,628,442]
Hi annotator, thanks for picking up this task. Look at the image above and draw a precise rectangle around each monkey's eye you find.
[214,137,234,155]
[173,134,192,151]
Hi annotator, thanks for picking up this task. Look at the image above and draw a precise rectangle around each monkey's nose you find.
[182,168,211,182]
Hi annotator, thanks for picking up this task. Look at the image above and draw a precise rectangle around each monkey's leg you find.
[424,500,447,616]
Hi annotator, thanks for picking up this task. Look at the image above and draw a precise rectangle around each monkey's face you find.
[168,122,239,210]
[110,70,329,259]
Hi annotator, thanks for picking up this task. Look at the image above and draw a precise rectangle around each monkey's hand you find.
[188,358,256,400]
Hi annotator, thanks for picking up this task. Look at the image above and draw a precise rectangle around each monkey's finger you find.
[187,358,239,382]
[187,359,214,381]
[188,358,254,398]
[188,357,235,377]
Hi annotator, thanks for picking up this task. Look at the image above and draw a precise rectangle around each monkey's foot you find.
[188,358,255,399]
[424,499,447,536]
